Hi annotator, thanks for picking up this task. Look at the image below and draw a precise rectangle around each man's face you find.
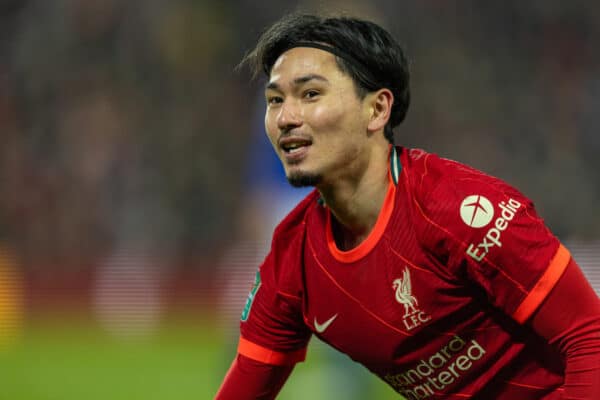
[264,47,372,188]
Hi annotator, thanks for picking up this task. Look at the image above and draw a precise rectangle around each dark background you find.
[0,1,598,398]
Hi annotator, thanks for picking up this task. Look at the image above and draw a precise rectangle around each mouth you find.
[281,139,312,154]
[278,137,313,163]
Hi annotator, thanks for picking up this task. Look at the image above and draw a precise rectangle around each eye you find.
[267,95,283,105]
[303,89,320,100]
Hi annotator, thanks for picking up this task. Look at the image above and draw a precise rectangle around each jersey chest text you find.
[299,236,509,398]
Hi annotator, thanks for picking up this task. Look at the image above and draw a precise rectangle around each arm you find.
[215,197,318,399]
[216,224,311,399]
[529,257,600,399]
[215,354,294,400]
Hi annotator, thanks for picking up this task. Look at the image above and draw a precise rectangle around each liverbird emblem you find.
[393,267,419,317]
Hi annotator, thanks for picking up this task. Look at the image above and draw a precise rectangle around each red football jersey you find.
[238,146,571,399]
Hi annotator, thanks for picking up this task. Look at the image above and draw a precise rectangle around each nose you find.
[276,100,302,132]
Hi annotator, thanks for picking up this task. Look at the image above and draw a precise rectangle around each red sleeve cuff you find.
[237,336,307,366]
[512,243,571,323]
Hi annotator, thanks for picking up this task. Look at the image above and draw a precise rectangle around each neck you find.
[318,143,391,249]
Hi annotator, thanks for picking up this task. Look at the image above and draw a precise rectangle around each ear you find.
[367,88,394,133]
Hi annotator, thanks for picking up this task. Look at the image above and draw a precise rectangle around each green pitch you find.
[0,314,227,399]
[0,313,400,399]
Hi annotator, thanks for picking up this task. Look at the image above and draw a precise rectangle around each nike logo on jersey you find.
[314,314,338,333]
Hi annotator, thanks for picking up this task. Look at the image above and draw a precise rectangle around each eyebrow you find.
[266,74,329,91]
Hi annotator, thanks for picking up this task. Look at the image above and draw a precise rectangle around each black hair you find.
[239,13,410,144]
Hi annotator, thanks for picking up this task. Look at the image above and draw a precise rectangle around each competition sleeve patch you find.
[237,336,307,366]
[512,244,571,323]
[241,270,261,322]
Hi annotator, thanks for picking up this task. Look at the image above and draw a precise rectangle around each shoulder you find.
[402,148,539,253]
[402,148,532,220]
[261,189,321,293]
[401,148,519,201]
[271,189,321,242]
[400,149,565,321]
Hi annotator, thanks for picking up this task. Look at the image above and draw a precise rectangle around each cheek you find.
[312,97,365,136]
[264,113,278,144]
[311,102,346,130]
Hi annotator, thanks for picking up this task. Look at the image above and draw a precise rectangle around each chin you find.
[286,171,322,188]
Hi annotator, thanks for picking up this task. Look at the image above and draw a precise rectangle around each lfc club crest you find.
[393,267,432,331]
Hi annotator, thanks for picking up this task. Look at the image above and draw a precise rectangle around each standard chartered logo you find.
[384,335,486,399]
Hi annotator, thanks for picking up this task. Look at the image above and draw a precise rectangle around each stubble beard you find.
[287,171,322,188]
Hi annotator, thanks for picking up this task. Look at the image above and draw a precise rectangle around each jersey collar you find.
[325,145,401,263]
[390,145,402,186]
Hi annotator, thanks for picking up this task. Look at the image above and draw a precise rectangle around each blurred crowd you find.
[1,0,599,275]
[1,3,598,398]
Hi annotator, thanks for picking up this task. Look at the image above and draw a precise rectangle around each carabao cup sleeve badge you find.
[241,270,262,322]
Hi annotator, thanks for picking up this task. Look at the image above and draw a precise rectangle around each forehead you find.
[268,47,343,86]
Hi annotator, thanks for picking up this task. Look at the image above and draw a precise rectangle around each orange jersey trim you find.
[512,243,571,323]
[326,172,396,263]
[237,336,307,366]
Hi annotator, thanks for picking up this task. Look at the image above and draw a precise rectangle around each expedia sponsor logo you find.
[384,335,487,399]
[465,198,522,262]
[459,195,494,228]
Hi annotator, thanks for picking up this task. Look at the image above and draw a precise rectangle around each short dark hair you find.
[240,13,410,144]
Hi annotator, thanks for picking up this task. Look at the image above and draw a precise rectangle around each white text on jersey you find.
[466,198,522,262]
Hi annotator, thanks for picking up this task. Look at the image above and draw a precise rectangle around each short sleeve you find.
[416,158,571,323]
[238,238,311,365]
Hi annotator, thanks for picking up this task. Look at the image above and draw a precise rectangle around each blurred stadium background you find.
[0,1,599,399]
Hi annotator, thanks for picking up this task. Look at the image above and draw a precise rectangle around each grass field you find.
[0,313,401,399]
[0,314,226,399]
